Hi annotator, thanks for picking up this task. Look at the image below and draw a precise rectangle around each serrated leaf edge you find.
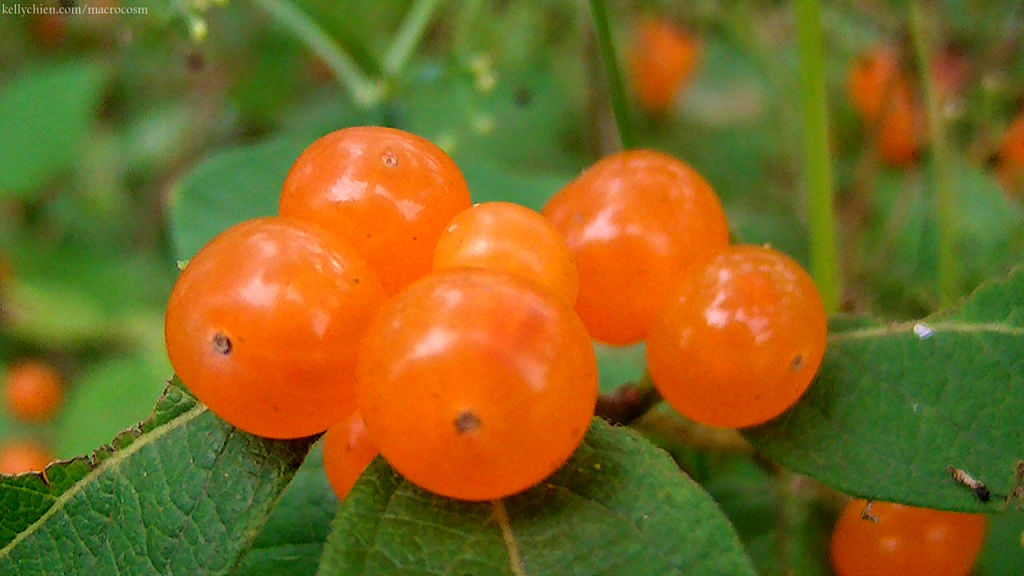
[0,401,208,561]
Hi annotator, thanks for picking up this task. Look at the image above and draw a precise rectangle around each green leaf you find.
[702,458,833,576]
[0,62,107,199]
[976,506,1024,576]
[232,442,338,576]
[594,342,646,395]
[861,164,1024,316]
[746,268,1024,512]
[168,137,310,261]
[53,352,170,458]
[317,418,756,576]
[399,59,583,173]
[0,381,314,575]
[456,154,571,212]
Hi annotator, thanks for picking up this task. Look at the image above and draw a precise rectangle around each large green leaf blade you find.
[231,443,338,576]
[0,382,313,575]
[0,61,107,198]
[318,418,757,576]
[746,268,1024,512]
[168,137,310,261]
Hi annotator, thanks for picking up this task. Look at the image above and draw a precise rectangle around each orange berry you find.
[356,269,597,501]
[848,47,906,123]
[877,91,919,166]
[3,360,63,422]
[0,440,52,475]
[629,18,701,112]
[847,47,920,165]
[164,217,386,439]
[646,245,827,428]
[998,111,1024,195]
[433,201,579,305]
[543,150,729,346]
[279,126,472,294]
[998,110,1024,177]
[322,411,378,501]
[830,500,987,576]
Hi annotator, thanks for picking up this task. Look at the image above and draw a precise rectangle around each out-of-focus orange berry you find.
[629,18,701,113]
[0,440,53,475]
[3,360,64,422]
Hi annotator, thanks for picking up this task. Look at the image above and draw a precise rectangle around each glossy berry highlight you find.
[356,268,597,501]
[433,201,579,305]
[279,126,472,294]
[646,245,827,428]
[165,217,385,439]
[543,149,729,345]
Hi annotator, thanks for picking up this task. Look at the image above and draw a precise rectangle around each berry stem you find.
[251,0,383,108]
[910,2,960,308]
[587,0,635,150]
[382,0,443,79]
[794,0,841,314]
[595,378,662,425]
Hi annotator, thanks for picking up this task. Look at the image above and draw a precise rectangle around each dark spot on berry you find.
[212,332,232,355]
[454,410,480,434]
[791,354,804,371]
[381,150,399,168]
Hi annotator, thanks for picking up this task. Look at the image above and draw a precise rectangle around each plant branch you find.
[383,0,444,79]
[794,0,842,314]
[251,0,382,108]
[910,1,959,307]
[595,378,662,425]
[587,0,635,150]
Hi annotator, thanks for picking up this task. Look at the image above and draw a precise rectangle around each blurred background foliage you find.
[0,1,1022,574]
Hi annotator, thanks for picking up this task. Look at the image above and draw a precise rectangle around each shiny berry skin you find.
[322,411,378,501]
[356,269,597,501]
[629,18,700,112]
[433,201,579,305]
[279,126,472,294]
[646,245,827,428]
[3,360,63,422]
[0,440,52,475]
[164,217,385,439]
[543,149,729,346]
[830,500,987,576]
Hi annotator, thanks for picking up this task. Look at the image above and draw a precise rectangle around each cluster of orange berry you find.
[164,126,827,502]
[0,360,63,475]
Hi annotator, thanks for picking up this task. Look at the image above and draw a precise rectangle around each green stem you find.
[910,2,959,307]
[794,0,841,314]
[451,0,484,56]
[251,0,382,108]
[587,0,635,150]
[383,0,444,79]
